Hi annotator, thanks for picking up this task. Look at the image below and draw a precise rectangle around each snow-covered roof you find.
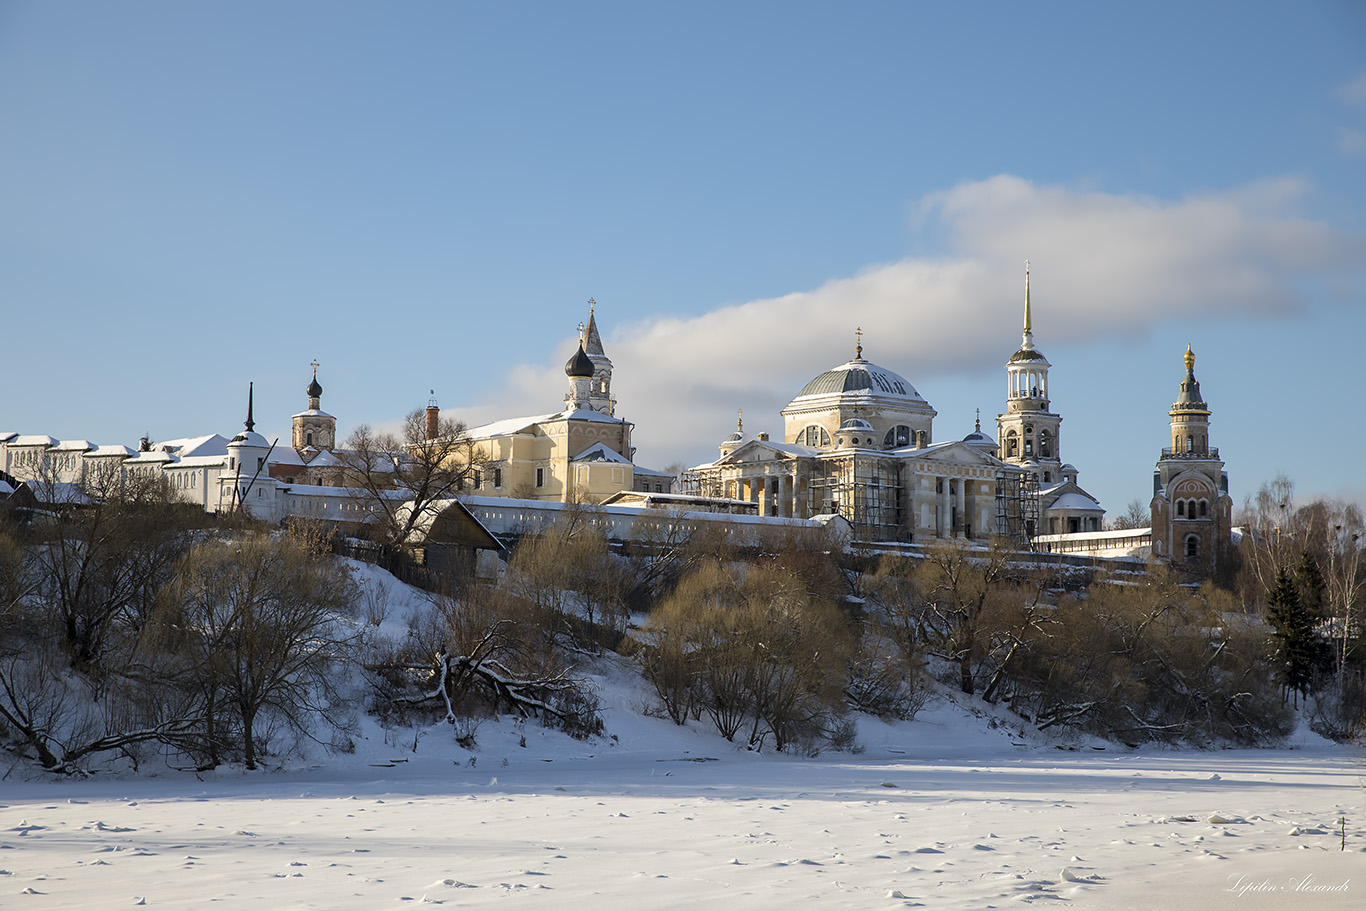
[291,409,335,419]
[11,435,56,447]
[466,413,556,439]
[560,408,631,425]
[126,450,175,465]
[52,439,93,452]
[0,432,16,443]
[631,464,674,478]
[22,481,93,505]
[571,442,632,464]
[171,455,229,469]
[306,449,345,468]
[87,444,137,458]
[272,447,307,466]
[228,431,271,449]
[1048,492,1104,512]
[162,434,229,458]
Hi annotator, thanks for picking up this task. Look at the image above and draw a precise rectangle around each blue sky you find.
[2,1,1364,516]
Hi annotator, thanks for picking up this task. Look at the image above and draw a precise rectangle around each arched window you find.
[1185,535,1200,558]
[883,425,911,448]
[1177,500,1185,517]
[1006,430,1018,458]
[799,425,831,447]
[1039,430,1052,458]
[306,431,313,446]
[1199,499,1208,517]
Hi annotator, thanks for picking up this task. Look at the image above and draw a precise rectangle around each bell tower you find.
[996,262,1064,485]
[582,299,615,415]
[1150,346,1231,576]
[292,360,337,451]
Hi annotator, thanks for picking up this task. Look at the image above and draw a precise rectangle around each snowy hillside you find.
[2,562,1361,909]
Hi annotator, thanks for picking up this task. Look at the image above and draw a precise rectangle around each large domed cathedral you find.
[687,331,1017,543]
[685,267,1105,544]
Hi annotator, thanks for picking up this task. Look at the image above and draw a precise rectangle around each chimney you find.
[757,432,770,442]
[426,390,440,441]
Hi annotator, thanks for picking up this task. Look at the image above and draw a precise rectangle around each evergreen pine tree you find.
[1267,566,1319,703]
[1293,552,1332,678]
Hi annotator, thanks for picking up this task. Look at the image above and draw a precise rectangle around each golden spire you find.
[1184,344,1195,374]
[855,326,863,359]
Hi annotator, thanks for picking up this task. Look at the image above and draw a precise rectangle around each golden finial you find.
[588,297,595,316]
[975,408,981,432]
[1184,344,1195,373]
[737,408,743,433]
[310,358,319,377]
[578,321,585,345]
[855,326,863,359]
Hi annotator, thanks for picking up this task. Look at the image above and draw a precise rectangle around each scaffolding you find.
[808,455,904,540]
[995,467,1041,546]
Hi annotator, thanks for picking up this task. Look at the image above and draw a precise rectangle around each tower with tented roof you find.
[1150,346,1231,576]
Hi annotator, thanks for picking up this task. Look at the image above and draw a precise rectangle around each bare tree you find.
[26,466,204,670]
[339,410,484,552]
[1110,498,1150,530]
[365,587,603,739]
[153,531,359,769]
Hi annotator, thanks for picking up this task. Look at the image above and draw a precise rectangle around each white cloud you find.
[1338,127,1366,156]
[1337,70,1366,107]
[456,176,1365,470]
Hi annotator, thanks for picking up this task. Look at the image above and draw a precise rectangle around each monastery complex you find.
[0,271,1233,577]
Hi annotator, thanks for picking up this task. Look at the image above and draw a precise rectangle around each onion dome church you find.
[458,302,674,502]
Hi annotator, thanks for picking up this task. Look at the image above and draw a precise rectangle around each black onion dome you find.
[565,343,595,378]
[306,375,323,398]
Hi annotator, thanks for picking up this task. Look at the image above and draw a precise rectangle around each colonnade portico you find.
[725,472,800,518]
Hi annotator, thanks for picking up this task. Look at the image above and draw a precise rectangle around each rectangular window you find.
[473,470,482,489]
[493,468,502,488]
[536,467,544,487]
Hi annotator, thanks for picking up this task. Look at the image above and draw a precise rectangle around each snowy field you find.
[3,682,1361,910]
[3,565,1362,909]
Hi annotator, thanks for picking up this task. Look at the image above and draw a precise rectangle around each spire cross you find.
[975,407,981,432]
[737,408,743,433]
[855,326,863,359]
[310,359,319,376]
[588,297,595,315]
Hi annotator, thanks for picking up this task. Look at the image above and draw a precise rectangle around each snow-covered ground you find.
[2,564,1361,909]
[3,682,1361,909]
